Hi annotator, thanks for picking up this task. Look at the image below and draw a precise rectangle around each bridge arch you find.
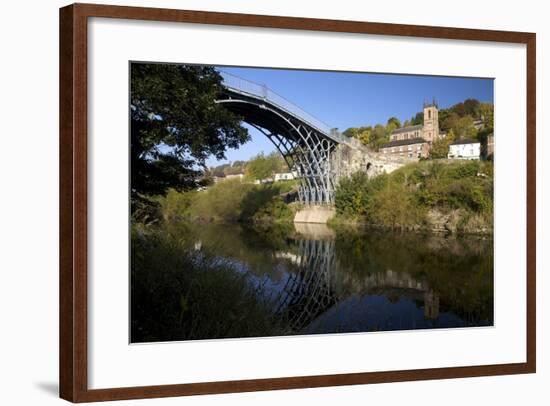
[217,72,351,205]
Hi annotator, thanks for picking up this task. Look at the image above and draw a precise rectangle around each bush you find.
[334,172,386,217]
[368,180,425,229]
[159,179,299,223]
[131,225,280,342]
[334,160,493,233]
[161,188,196,221]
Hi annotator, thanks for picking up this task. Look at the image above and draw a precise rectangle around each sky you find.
[206,66,494,167]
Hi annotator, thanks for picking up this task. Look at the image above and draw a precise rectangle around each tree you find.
[387,117,401,129]
[224,161,247,175]
[210,163,230,177]
[465,98,481,116]
[356,128,372,145]
[343,127,360,138]
[453,116,477,139]
[371,124,389,150]
[479,103,494,130]
[343,126,373,146]
[245,152,284,181]
[410,112,424,126]
[130,63,249,216]
[430,129,455,159]
[385,121,399,136]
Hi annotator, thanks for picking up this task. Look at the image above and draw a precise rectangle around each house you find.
[379,102,446,158]
[472,118,484,130]
[274,171,297,182]
[224,173,245,181]
[379,138,430,158]
[447,138,480,160]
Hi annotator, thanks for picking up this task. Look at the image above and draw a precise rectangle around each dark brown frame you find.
[60,3,536,402]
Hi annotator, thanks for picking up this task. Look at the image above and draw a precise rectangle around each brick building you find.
[379,102,446,158]
[379,138,431,158]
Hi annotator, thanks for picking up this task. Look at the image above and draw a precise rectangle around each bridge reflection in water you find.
[272,224,443,334]
[186,222,493,336]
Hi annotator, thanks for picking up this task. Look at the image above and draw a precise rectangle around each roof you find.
[450,138,480,145]
[380,137,428,148]
[391,124,423,135]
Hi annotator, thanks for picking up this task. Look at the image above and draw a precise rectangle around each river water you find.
[131,222,493,342]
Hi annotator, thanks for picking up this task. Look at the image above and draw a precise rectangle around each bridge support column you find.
[294,205,336,224]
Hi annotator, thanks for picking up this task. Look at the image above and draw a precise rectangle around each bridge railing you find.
[220,71,348,144]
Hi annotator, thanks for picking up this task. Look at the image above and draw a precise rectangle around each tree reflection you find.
[131,221,493,342]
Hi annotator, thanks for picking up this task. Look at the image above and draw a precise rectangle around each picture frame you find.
[59,3,536,402]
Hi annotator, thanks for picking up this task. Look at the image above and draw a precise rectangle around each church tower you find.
[422,101,439,143]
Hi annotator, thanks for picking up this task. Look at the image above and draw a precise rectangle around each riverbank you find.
[131,220,493,342]
[332,160,493,235]
[159,178,301,224]
[154,159,493,235]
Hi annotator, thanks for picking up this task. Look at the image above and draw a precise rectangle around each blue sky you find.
[207,66,494,167]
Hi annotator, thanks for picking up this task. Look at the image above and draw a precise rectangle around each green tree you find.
[451,98,481,118]
[356,128,372,145]
[479,103,494,129]
[410,112,424,126]
[130,63,249,216]
[245,152,284,181]
[342,127,360,138]
[371,124,390,150]
[430,129,456,159]
[387,117,401,129]
[453,116,477,139]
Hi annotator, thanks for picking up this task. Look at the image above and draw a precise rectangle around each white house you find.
[447,139,480,160]
[224,173,245,181]
[274,171,297,182]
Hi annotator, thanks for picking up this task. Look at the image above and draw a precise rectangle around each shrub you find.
[159,179,299,223]
[368,180,425,229]
[334,160,493,233]
[131,226,280,342]
[161,188,196,221]
[334,172,386,217]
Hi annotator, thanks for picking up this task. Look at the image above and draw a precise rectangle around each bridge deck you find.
[220,71,356,147]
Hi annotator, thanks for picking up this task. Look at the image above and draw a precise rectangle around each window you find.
[428,110,431,119]
[408,145,412,151]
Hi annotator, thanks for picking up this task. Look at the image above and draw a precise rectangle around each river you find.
[131,221,493,342]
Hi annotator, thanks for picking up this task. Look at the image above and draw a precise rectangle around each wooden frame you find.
[59,3,536,402]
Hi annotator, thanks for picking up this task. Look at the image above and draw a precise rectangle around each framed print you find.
[59,3,536,402]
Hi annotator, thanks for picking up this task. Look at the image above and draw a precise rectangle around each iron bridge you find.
[217,72,356,205]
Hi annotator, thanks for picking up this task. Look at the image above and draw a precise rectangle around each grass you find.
[160,179,300,224]
[130,224,282,342]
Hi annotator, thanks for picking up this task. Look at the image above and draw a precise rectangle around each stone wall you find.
[330,143,415,186]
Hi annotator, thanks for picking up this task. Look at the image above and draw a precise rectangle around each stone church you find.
[379,103,445,159]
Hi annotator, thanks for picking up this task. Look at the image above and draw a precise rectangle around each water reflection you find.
[175,221,493,337]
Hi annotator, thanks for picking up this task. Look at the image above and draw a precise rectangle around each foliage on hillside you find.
[160,179,299,224]
[342,98,494,153]
[245,152,287,181]
[334,160,493,234]
[207,151,287,180]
